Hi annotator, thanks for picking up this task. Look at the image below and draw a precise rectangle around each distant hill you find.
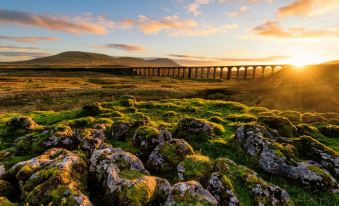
[322,60,339,65]
[0,51,180,68]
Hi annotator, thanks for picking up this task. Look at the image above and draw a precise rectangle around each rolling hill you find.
[0,51,181,67]
[322,60,339,65]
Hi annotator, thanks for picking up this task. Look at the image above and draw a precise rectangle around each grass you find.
[0,66,338,113]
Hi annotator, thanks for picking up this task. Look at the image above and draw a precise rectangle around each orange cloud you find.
[187,0,213,16]
[228,6,248,17]
[278,0,339,17]
[0,9,112,34]
[252,21,339,38]
[94,44,145,52]
[0,35,59,43]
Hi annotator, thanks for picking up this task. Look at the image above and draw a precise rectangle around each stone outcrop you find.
[235,124,338,192]
[207,172,240,206]
[147,139,195,173]
[165,181,218,206]
[6,116,38,131]
[89,144,171,205]
[1,148,92,206]
[133,126,172,157]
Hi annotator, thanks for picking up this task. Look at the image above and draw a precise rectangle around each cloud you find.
[0,9,113,34]
[121,15,237,37]
[252,21,339,38]
[187,0,213,16]
[278,0,339,17]
[94,44,145,52]
[170,53,290,66]
[0,35,59,43]
[227,6,248,17]
[0,51,49,58]
[123,15,198,34]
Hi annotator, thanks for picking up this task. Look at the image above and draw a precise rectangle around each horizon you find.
[0,0,339,66]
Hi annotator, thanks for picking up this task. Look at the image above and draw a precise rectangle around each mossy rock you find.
[81,102,108,116]
[67,117,96,128]
[226,113,257,123]
[302,113,327,124]
[119,95,137,107]
[5,116,38,131]
[174,118,215,145]
[313,123,339,138]
[249,107,269,115]
[165,181,218,206]
[164,111,177,117]
[296,124,323,138]
[0,197,17,206]
[258,115,297,137]
[177,155,214,182]
[320,112,339,122]
[147,139,195,173]
[279,110,301,123]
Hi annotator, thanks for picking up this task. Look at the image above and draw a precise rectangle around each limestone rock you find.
[207,172,240,206]
[6,116,38,131]
[236,125,338,192]
[165,181,218,206]
[2,148,92,206]
[89,144,171,205]
[258,115,297,138]
[176,118,213,136]
[147,139,195,173]
[133,126,172,157]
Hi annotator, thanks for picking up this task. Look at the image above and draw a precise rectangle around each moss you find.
[296,124,323,138]
[211,123,225,136]
[279,110,301,123]
[208,116,224,123]
[249,107,269,115]
[179,155,213,182]
[314,123,339,138]
[302,113,327,124]
[164,111,177,117]
[67,117,96,128]
[81,102,106,116]
[258,115,297,137]
[118,177,157,206]
[119,95,137,107]
[134,126,159,140]
[226,114,257,123]
[0,197,17,206]
[119,169,145,180]
[274,149,285,158]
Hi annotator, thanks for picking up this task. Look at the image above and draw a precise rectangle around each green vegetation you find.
[0,97,338,205]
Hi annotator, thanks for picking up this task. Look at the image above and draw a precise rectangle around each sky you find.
[0,0,339,66]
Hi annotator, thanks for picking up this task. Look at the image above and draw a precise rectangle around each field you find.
[0,65,338,206]
[0,65,338,113]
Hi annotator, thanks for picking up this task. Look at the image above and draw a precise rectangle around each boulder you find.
[43,124,76,150]
[165,181,218,206]
[177,155,213,182]
[111,116,149,141]
[207,172,240,206]
[293,136,339,179]
[147,139,195,173]
[302,113,327,124]
[236,125,338,192]
[214,157,291,206]
[133,126,172,157]
[76,128,106,155]
[6,116,38,131]
[258,115,297,138]
[89,144,171,205]
[176,118,213,136]
[2,148,92,206]
[119,95,137,107]
[279,111,301,123]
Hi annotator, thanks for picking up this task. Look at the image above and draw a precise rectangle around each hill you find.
[0,51,180,67]
[322,60,339,65]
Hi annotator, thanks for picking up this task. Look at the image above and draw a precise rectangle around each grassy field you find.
[0,65,338,113]
[0,97,338,205]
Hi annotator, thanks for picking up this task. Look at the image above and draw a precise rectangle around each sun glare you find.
[288,50,324,69]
